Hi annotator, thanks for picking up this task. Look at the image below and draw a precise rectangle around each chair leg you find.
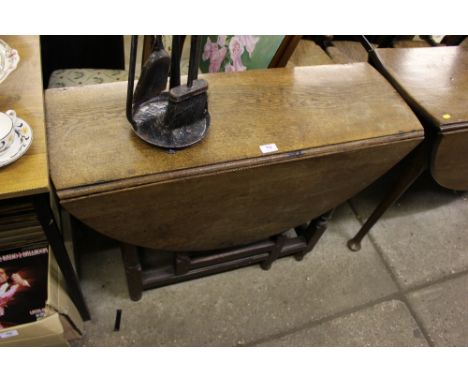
[120,243,143,301]
[347,142,429,251]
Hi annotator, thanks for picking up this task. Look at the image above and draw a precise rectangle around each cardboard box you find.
[0,248,84,346]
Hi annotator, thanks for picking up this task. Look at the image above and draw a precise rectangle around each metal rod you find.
[170,35,181,89]
[113,309,122,331]
[33,193,90,320]
[359,35,374,53]
[187,36,202,88]
[126,35,138,123]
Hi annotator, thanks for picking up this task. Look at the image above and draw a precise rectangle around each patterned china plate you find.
[0,39,20,84]
[0,114,33,168]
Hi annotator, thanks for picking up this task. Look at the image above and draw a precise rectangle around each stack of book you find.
[0,200,47,251]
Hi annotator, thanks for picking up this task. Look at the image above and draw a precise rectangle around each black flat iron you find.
[126,35,210,149]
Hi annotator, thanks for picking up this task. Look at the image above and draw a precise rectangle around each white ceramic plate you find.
[0,113,33,168]
[0,39,20,84]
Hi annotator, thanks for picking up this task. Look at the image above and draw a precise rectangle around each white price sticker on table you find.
[259,143,278,154]
[0,330,18,340]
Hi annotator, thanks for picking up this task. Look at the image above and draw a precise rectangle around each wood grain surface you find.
[375,46,468,129]
[0,36,48,200]
[61,138,421,251]
[375,46,468,190]
[432,129,468,190]
[46,63,423,197]
[286,40,334,67]
[329,41,369,64]
[46,62,424,250]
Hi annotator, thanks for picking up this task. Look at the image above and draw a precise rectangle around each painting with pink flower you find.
[200,35,285,73]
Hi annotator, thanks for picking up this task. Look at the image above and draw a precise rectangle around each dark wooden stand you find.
[121,210,333,301]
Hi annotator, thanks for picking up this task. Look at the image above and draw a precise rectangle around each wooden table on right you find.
[348,45,468,251]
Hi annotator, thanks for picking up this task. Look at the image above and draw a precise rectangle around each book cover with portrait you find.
[0,245,48,329]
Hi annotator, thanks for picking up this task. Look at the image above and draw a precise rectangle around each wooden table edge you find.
[0,184,49,201]
[56,131,424,202]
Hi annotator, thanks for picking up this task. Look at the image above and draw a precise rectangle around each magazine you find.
[0,245,48,329]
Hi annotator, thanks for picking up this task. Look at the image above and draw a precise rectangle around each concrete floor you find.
[71,171,468,346]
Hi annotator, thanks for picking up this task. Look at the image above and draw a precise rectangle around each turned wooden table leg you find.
[347,141,429,252]
[120,243,143,301]
[294,209,334,261]
[261,236,287,270]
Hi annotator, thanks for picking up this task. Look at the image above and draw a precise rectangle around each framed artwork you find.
[199,35,301,73]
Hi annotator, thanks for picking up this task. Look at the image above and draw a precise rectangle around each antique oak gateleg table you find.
[348,46,468,250]
[45,64,423,300]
